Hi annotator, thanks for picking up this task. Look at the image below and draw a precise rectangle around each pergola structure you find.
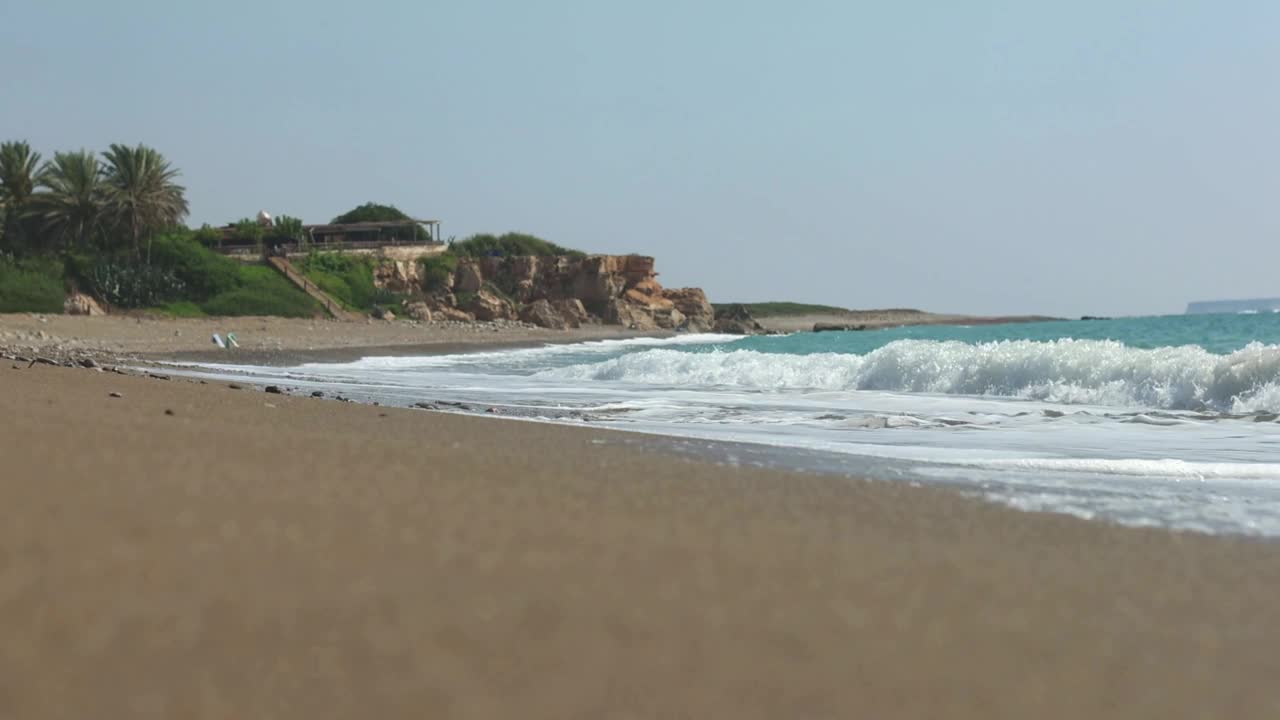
[303,219,442,246]
[211,218,443,255]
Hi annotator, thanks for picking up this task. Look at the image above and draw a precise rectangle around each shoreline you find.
[4,362,1280,717]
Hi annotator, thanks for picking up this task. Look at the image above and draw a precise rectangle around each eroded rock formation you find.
[381,252,738,332]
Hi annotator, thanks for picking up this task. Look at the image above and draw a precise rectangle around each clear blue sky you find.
[4,1,1278,317]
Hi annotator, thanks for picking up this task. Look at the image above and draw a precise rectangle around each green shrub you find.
[0,256,65,313]
[192,224,224,247]
[450,232,584,259]
[83,260,185,308]
[154,300,207,317]
[201,265,318,317]
[419,252,458,291]
[331,202,430,242]
[296,252,376,310]
[148,232,240,300]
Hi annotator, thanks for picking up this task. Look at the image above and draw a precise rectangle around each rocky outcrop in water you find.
[712,304,766,335]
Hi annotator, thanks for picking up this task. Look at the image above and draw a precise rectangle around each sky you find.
[3,0,1278,317]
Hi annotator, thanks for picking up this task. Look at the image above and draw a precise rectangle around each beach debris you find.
[147,372,171,381]
[264,385,284,394]
[79,357,98,368]
[311,390,324,398]
[412,402,438,410]
[212,333,226,349]
[226,332,239,349]
[1253,413,1279,423]
[379,412,388,417]
[228,383,243,390]
[164,409,175,416]
[486,407,499,413]
[1043,409,1066,418]
[109,391,122,398]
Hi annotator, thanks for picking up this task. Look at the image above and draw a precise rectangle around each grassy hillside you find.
[0,232,320,317]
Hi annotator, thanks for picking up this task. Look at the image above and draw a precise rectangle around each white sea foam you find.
[539,339,1280,413]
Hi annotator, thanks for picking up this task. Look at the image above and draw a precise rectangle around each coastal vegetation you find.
[448,232,584,259]
[332,202,431,242]
[0,138,591,318]
[295,252,381,311]
[733,302,852,317]
[418,232,586,293]
[0,139,318,316]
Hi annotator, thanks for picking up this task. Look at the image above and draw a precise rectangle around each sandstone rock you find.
[606,298,659,331]
[435,307,475,322]
[454,260,484,293]
[623,288,675,310]
[654,306,686,330]
[519,299,570,330]
[712,304,766,335]
[552,299,590,327]
[466,289,516,321]
[629,278,664,297]
[372,259,420,293]
[662,288,715,332]
[64,293,104,316]
[404,302,433,322]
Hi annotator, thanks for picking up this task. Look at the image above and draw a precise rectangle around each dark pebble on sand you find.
[79,358,97,368]
[148,373,171,381]
[164,409,175,416]
[264,385,283,394]
[311,391,324,398]
[109,392,122,398]
[228,383,243,390]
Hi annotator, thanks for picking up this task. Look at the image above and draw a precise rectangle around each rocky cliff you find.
[389,254,721,332]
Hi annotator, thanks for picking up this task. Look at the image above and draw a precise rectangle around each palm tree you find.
[101,143,189,262]
[0,141,42,249]
[31,150,105,250]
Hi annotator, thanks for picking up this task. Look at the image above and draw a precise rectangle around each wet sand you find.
[3,363,1280,718]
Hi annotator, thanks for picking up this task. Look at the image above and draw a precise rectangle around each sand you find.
[3,362,1280,719]
[0,313,669,365]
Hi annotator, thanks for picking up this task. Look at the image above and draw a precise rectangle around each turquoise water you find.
[714,313,1280,356]
[181,313,1280,536]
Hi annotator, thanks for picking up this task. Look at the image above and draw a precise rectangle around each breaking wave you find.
[539,339,1280,413]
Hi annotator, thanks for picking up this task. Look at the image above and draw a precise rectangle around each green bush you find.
[450,232,584,259]
[148,232,240,300]
[419,252,458,291]
[201,265,318,317]
[82,260,185,308]
[331,202,430,242]
[0,256,65,313]
[297,252,376,310]
[154,300,207,317]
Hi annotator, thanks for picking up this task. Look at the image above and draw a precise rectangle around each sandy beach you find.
[0,313,671,365]
[3,359,1280,719]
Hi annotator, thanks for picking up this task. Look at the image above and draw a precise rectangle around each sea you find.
[179,313,1280,538]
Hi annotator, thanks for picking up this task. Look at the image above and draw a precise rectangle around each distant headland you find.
[1186,298,1280,315]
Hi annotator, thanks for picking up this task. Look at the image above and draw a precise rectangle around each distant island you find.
[1185,298,1280,315]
